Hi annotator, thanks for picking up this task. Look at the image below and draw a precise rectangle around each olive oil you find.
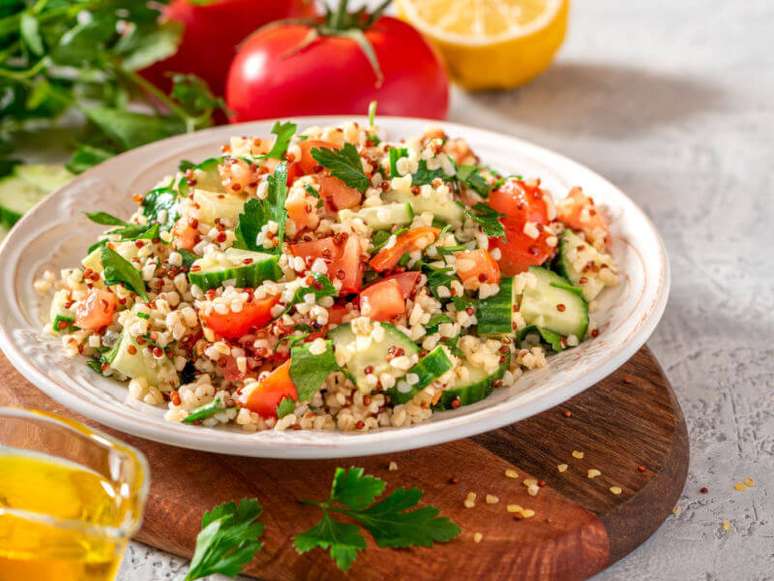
[0,450,125,581]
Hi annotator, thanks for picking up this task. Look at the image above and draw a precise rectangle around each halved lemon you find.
[397,0,569,90]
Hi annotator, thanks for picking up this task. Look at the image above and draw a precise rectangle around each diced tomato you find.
[490,228,554,276]
[382,271,421,298]
[556,187,610,249]
[327,304,349,325]
[369,227,439,272]
[360,278,407,322]
[334,234,365,293]
[286,192,320,232]
[176,223,199,251]
[488,179,550,229]
[244,360,297,419]
[203,294,279,340]
[298,140,339,174]
[289,234,364,294]
[319,175,362,211]
[286,161,305,185]
[454,249,501,289]
[75,289,117,331]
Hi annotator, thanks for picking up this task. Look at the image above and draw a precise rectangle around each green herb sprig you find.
[293,467,460,571]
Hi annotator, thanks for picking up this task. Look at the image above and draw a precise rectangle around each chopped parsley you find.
[464,202,506,238]
[293,467,460,571]
[234,162,288,253]
[411,159,448,186]
[100,246,148,300]
[311,143,369,193]
[276,397,296,419]
[286,273,338,310]
[266,121,297,160]
[85,211,126,226]
[289,340,339,401]
[457,164,492,197]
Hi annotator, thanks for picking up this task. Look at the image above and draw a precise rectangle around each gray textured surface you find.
[119,0,774,579]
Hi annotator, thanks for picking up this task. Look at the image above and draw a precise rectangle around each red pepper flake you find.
[700,486,709,494]
[538,480,546,487]
[451,398,461,409]
[563,410,573,418]
[364,365,374,375]
[637,465,647,473]
[189,218,199,229]
[243,258,254,265]
[170,391,181,406]
[556,303,566,312]
[191,265,201,272]
[216,232,227,243]
[355,420,365,430]
[590,329,600,338]
[448,476,459,484]
[127,345,137,355]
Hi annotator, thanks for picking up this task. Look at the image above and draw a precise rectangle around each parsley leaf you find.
[266,121,297,160]
[179,249,199,269]
[85,211,126,226]
[290,339,339,401]
[426,313,453,334]
[457,164,492,197]
[286,273,338,310]
[234,162,288,253]
[423,264,456,300]
[412,159,448,186]
[142,186,178,230]
[464,203,506,238]
[293,467,460,571]
[185,499,264,581]
[294,512,366,572]
[100,246,148,300]
[276,397,296,419]
[110,222,161,241]
[312,143,369,193]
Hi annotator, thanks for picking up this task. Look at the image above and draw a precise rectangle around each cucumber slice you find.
[328,322,419,393]
[188,248,281,290]
[192,189,246,224]
[384,188,464,227]
[520,267,588,339]
[477,276,515,336]
[555,230,613,302]
[435,356,509,410]
[105,330,176,387]
[15,164,73,192]
[388,345,453,404]
[0,164,73,227]
[338,202,413,231]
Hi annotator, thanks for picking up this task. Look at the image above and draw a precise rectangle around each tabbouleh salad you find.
[34,115,619,433]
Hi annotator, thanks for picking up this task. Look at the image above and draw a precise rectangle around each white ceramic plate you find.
[0,116,669,459]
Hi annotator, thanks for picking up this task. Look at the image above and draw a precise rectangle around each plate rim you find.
[0,115,670,459]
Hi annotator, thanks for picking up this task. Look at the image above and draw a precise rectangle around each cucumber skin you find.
[477,277,514,336]
[435,357,509,410]
[387,345,453,404]
[188,257,281,290]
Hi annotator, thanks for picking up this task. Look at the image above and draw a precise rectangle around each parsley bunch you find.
[294,467,461,571]
[0,0,224,173]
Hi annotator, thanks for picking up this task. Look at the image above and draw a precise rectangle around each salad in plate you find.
[35,113,619,433]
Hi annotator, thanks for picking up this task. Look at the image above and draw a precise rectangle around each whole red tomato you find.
[225,15,449,121]
[143,0,317,96]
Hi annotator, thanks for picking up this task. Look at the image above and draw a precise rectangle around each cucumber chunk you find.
[520,267,589,339]
[388,345,453,404]
[338,202,413,231]
[435,356,509,410]
[384,188,464,227]
[105,330,176,388]
[192,189,246,224]
[188,248,281,290]
[329,322,419,393]
[477,276,515,336]
[555,230,615,302]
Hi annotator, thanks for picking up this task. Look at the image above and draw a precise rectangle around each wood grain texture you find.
[0,347,687,580]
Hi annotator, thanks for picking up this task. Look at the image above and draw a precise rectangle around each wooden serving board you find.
[0,347,688,580]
